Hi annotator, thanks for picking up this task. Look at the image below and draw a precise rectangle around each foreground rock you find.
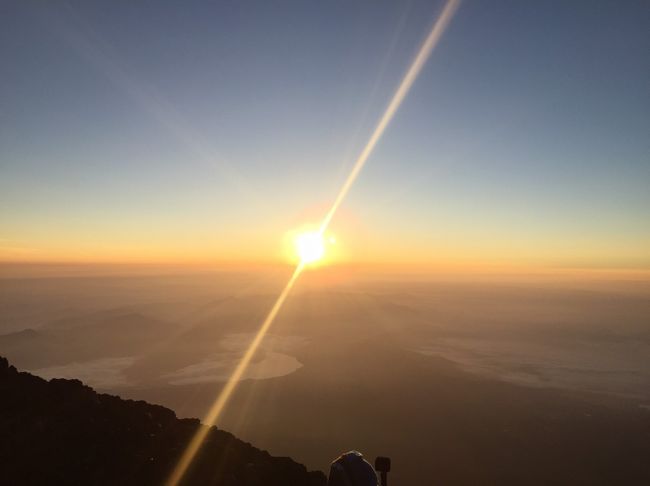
[0,356,326,486]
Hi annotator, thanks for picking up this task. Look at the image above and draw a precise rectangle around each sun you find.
[295,231,325,264]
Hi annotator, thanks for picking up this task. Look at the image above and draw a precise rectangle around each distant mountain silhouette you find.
[0,312,179,370]
[0,356,326,486]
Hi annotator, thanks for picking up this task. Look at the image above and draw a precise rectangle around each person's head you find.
[327,451,378,486]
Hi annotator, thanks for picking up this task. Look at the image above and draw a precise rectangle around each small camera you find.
[375,456,391,473]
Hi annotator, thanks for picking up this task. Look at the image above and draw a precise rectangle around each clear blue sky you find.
[1,0,648,267]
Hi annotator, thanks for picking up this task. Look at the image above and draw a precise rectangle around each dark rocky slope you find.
[0,356,326,486]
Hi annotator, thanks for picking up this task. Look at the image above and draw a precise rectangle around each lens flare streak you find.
[168,2,460,483]
[319,0,461,236]
[166,262,305,486]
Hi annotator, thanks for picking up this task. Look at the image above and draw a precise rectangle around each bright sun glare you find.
[295,231,325,264]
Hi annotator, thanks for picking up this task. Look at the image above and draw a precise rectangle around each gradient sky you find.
[1,0,648,268]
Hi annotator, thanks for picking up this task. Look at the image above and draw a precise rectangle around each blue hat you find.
[327,451,379,486]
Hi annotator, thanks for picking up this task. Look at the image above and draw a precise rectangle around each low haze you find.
[1,266,649,483]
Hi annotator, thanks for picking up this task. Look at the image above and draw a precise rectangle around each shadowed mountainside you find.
[0,356,326,486]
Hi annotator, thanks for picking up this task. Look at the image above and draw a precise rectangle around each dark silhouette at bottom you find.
[0,356,325,486]
[327,451,390,486]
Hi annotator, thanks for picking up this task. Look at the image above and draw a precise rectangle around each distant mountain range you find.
[0,356,326,485]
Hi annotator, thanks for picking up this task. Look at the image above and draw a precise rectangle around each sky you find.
[1,0,648,269]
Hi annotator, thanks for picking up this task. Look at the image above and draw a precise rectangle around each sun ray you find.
[319,0,461,236]
[166,263,304,486]
[167,2,461,483]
